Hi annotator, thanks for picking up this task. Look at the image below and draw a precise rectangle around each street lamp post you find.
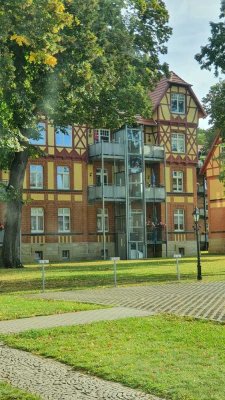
[192,207,202,280]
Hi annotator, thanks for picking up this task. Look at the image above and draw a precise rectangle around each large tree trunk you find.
[1,149,29,268]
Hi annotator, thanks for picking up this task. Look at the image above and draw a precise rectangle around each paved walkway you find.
[30,280,225,322]
[0,280,225,399]
[0,343,162,400]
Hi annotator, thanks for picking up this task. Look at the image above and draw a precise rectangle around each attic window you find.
[171,93,185,114]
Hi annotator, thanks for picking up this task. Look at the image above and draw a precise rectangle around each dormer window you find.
[171,93,185,114]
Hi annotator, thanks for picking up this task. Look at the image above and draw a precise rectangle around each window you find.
[31,208,44,233]
[58,208,70,232]
[174,209,184,232]
[97,208,109,232]
[96,169,108,186]
[55,126,72,147]
[30,122,46,145]
[34,251,43,260]
[171,93,185,114]
[30,165,43,189]
[172,171,183,192]
[57,166,70,190]
[171,133,185,153]
[62,250,70,260]
[94,129,110,143]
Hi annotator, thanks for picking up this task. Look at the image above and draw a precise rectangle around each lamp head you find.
[192,207,200,222]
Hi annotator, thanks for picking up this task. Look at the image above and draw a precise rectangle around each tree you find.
[0,0,171,267]
[195,0,225,182]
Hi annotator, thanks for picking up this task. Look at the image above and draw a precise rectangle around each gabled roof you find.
[149,71,206,118]
[200,131,221,175]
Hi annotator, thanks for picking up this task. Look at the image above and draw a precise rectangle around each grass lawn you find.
[0,295,106,321]
[0,254,225,294]
[1,315,225,400]
[0,381,39,400]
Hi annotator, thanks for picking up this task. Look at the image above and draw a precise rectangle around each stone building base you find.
[21,242,116,263]
[208,239,225,254]
[163,241,198,258]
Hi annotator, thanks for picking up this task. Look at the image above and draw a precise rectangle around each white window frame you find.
[171,133,185,153]
[174,209,184,232]
[31,208,44,233]
[55,126,72,147]
[30,165,43,189]
[57,166,70,190]
[96,168,108,186]
[58,208,70,232]
[171,93,185,114]
[94,129,110,143]
[97,208,109,232]
[172,171,183,192]
[30,122,46,145]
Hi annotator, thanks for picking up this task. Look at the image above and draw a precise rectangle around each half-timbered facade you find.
[201,133,225,253]
[0,72,206,262]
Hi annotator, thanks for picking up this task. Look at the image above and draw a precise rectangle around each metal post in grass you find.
[173,254,181,280]
[111,257,120,287]
[192,207,202,281]
[38,259,49,292]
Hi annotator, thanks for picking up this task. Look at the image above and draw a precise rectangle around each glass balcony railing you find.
[88,185,126,201]
[88,184,166,202]
[145,186,166,202]
[89,142,125,158]
[144,145,164,161]
[89,142,164,161]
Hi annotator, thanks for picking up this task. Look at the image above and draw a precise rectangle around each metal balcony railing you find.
[147,226,166,243]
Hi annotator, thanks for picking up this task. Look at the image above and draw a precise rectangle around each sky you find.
[162,0,222,129]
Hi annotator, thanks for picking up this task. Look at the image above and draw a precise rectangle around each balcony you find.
[88,185,126,201]
[147,226,166,244]
[88,184,166,202]
[89,142,125,159]
[145,186,166,202]
[144,145,164,162]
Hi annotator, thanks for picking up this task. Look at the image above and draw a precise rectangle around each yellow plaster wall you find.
[88,165,93,186]
[58,194,71,201]
[211,200,225,208]
[47,162,54,189]
[2,171,9,182]
[74,195,83,202]
[31,194,45,200]
[210,178,225,200]
[186,168,193,193]
[48,124,55,147]
[173,196,185,203]
[74,163,83,190]
[23,171,27,189]
[165,166,171,191]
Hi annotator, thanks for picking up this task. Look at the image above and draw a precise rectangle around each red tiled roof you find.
[149,71,206,118]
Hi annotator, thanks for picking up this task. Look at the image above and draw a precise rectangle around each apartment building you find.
[0,72,206,262]
[201,132,225,253]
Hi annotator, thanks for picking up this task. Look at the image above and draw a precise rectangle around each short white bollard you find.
[173,254,181,281]
[38,260,49,292]
[110,257,120,287]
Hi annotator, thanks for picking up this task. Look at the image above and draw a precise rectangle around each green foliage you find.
[0,295,106,321]
[197,127,217,155]
[0,382,39,400]
[0,0,172,147]
[3,316,225,400]
[1,255,225,293]
[195,1,225,76]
